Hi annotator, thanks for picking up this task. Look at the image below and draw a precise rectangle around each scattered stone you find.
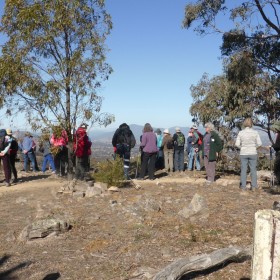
[178,193,209,223]
[94,182,108,191]
[18,218,70,241]
[108,186,120,192]
[257,170,271,180]
[85,186,103,197]
[72,191,85,198]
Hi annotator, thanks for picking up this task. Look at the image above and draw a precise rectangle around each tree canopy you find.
[0,0,114,134]
[183,0,280,142]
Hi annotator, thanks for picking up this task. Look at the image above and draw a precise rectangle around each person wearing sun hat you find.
[6,128,19,183]
[161,128,174,173]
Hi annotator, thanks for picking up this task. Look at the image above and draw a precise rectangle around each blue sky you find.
[99,0,224,131]
[0,1,225,132]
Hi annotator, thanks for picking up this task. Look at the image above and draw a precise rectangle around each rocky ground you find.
[0,167,278,280]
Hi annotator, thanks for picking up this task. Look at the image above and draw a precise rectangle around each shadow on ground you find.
[0,254,31,280]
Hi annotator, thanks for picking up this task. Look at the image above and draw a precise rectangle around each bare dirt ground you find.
[0,167,278,280]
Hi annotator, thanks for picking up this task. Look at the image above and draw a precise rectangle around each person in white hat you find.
[161,129,174,173]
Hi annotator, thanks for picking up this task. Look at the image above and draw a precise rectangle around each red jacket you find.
[73,127,92,157]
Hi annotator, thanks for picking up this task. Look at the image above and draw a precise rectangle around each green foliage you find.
[0,0,114,133]
[93,156,125,187]
[183,0,280,74]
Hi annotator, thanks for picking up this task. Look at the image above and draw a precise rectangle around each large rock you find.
[178,193,209,223]
[85,186,103,197]
[18,218,70,241]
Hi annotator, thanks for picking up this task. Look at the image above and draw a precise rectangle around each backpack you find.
[176,133,185,147]
[10,137,19,155]
[197,131,203,146]
[0,129,7,150]
[117,127,136,148]
[167,139,174,149]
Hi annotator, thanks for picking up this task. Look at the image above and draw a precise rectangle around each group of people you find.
[2,117,280,191]
[112,122,224,184]
[112,118,280,190]
[0,123,92,187]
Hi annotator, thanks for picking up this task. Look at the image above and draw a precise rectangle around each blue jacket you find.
[21,136,33,152]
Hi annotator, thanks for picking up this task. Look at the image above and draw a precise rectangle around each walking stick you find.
[193,149,196,178]
[135,149,141,179]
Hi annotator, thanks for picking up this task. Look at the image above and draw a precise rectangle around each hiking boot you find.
[11,178,18,184]
[5,182,11,187]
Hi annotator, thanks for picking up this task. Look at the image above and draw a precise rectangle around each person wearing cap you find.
[235,118,262,191]
[155,128,164,169]
[161,128,174,173]
[20,132,37,173]
[172,127,185,172]
[6,129,19,183]
[139,123,158,180]
[187,125,201,171]
[203,122,223,185]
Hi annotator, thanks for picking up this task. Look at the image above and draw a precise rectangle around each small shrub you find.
[93,156,125,187]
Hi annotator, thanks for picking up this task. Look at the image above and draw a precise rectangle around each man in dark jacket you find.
[112,123,136,179]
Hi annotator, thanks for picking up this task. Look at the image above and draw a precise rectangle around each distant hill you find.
[90,124,273,149]
[90,124,199,144]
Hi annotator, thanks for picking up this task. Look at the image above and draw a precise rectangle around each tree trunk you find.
[252,210,280,280]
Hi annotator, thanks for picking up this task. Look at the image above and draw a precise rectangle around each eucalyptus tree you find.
[183,0,280,80]
[0,0,114,133]
[184,0,280,140]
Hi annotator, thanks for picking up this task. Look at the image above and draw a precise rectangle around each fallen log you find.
[153,245,252,280]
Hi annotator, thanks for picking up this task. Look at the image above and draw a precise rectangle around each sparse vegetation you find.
[93,156,125,187]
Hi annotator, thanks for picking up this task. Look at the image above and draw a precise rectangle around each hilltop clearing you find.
[0,169,278,280]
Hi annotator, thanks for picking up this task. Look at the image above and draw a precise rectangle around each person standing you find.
[139,123,158,180]
[73,123,92,181]
[39,132,56,174]
[21,132,37,173]
[187,125,201,171]
[30,135,40,171]
[202,122,223,185]
[173,127,185,172]
[112,123,136,180]
[235,118,262,191]
[161,129,174,173]
[271,120,280,185]
[6,129,18,183]
[50,127,68,177]
[155,128,164,169]
[0,130,12,186]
